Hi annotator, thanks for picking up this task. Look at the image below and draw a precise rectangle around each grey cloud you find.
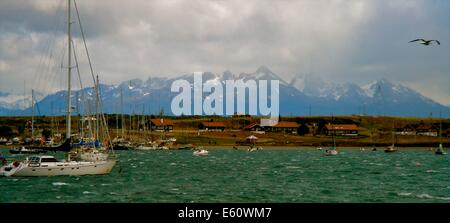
[0,0,449,105]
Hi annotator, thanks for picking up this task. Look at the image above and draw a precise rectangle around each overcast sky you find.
[0,0,449,105]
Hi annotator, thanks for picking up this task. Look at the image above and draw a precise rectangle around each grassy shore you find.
[1,115,449,148]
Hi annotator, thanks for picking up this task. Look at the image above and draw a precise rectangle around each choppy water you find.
[1,148,450,203]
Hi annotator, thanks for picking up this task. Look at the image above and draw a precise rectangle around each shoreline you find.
[1,145,438,151]
[197,145,436,151]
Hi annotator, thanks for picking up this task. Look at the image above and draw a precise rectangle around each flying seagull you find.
[409,39,440,45]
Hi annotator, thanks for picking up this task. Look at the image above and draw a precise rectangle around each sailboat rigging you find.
[2,0,116,177]
[325,115,339,156]
[434,111,446,155]
[384,119,398,153]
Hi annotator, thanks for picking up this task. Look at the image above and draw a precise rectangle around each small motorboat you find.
[384,144,398,153]
[193,148,209,156]
[325,149,338,156]
[247,146,263,152]
[113,142,133,150]
[9,147,47,155]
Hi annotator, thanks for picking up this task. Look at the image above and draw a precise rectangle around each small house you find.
[244,123,264,132]
[150,118,174,132]
[394,125,416,136]
[265,121,300,134]
[199,121,226,132]
[416,125,438,137]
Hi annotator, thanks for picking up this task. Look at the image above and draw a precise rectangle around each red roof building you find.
[199,121,226,131]
[266,121,300,134]
[150,118,174,132]
[244,123,264,131]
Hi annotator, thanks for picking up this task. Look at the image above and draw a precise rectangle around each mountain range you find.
[1,66,449,117]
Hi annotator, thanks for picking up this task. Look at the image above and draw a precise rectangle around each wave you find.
[52,182,69,186]
[417,193,450,200]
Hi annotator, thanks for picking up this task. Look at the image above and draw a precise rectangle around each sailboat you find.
[325,117,339,156]
[112,87,133,150]
[10,89,70,153]
[384,120,398,153]
[2,0,116,177]
[434,112,446,155]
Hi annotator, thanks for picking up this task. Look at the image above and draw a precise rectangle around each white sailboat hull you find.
[325,150,339,156]
[193,150,209,156]
[4,160,116,177]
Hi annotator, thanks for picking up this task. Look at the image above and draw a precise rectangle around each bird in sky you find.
[409,39,440,46]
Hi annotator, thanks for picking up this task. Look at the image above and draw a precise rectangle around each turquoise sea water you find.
[1,148,449,203]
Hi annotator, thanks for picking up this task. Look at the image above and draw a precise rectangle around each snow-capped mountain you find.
[0,90,45,111]
[1,67,449,117]
[238,66,290,86]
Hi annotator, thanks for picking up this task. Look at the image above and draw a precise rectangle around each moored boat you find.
[384,144,398,153]
[9,146,47,155]
[434,112,446,155]
[434,144,446,155]
[325,148,339,156]
[2,155,116,177]
[193,148,209,156]
[324,116,339,156]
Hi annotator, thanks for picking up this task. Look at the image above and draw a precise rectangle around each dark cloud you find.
[0,0,449,104]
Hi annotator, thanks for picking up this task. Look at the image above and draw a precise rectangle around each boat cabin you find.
[28,156,59,165]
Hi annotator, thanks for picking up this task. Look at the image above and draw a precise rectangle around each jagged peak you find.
[255,65,274,74]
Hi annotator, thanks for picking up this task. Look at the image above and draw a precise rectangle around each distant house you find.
[324,124,359,136]
[244,123,264,132]
[394,125,416,136]
[199,121,226,132]
[416,125,438,137]
[265,122,300,134]
[150,118,174,132]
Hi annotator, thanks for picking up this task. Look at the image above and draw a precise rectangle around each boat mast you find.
[391,119,395,146]
[331,114,336,149]
[439,110,442,145]
[31,89,35,140]
[121,86,124,138]
[66,0,72,140]
[96,75,100,142]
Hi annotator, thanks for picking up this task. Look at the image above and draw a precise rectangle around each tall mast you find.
[391,119,395,146]
[66,0,72,140]
[31,89,35,140]
[332,115,336,149]
[121,86,124,137]
[116,107,119,138]
[439,110,442,144]
[96,75,100,142]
